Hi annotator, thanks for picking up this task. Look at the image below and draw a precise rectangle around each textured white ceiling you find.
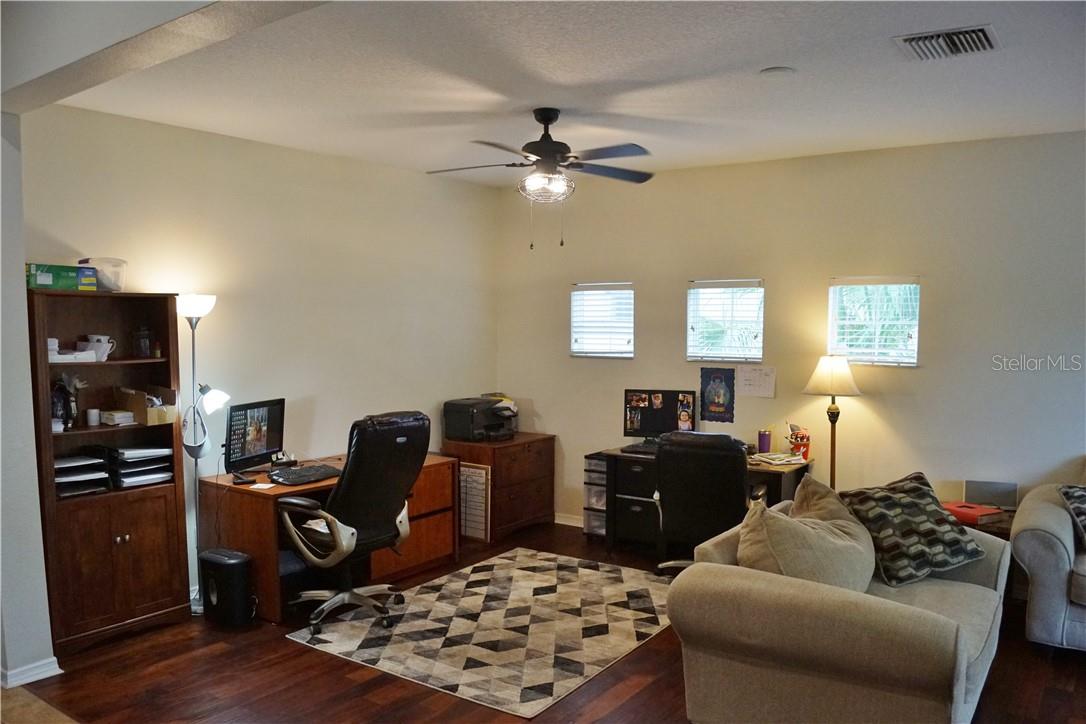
[61,1,1085,185]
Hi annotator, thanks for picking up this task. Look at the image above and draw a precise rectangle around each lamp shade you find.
[177,293,216,319]
[803,355,861,397]
[199,387,230,414]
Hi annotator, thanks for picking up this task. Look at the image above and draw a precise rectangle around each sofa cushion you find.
[1058,485,1086,546]
[840,472,985,587]
[1073,552,1086,606]
[738,477,875,592]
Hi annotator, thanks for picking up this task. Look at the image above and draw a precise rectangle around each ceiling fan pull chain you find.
[559,201,565,247]
[529,200,534,250]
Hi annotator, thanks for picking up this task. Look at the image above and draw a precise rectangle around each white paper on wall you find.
[735,365,776,398]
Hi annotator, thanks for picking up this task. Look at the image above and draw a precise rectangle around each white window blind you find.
[828,277,920,366]
[686,280,765,362]
[570,283,634,358]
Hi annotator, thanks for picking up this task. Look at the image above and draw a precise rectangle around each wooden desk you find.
[199,453,457,623]
[597,448,812,549]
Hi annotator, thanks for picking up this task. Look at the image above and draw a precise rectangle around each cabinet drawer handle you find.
[114,536,122,545]
[629,504,643,512]
[630,465,644,473]
[124,534,131,543]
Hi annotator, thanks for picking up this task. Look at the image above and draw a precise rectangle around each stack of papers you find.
[54,455,109,497]
[750,452,806,465]
[102,410,136,426]
[114,448,173,488]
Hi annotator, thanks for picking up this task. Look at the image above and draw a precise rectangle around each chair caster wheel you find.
[381,616,394,629]
[392,593,405,605]
[309,623,322,636]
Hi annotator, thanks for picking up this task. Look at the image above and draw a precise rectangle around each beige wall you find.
[495,133,1085,522]
[21,104,500,579]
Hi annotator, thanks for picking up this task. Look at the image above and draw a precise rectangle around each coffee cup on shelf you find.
[77,339,115,361]
[86,408,101,426]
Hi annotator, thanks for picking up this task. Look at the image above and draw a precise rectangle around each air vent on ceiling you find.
[895,25,999,60]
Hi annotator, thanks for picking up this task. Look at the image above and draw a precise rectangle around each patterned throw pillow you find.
[838,472,985,587]
[1059,485,1086,546]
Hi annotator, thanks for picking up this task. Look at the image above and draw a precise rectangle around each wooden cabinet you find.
[27,290,190,656]
[442,433,555,540]
[52,486,185,639]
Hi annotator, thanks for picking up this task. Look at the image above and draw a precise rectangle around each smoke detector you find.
[894,25,999,60]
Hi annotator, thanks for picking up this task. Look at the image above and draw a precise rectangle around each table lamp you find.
[802,355,861,489]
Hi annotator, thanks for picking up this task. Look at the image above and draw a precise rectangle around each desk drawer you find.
[408,462,454,517]
[615,495,658,544]
[494,439,553,486]
[615,458,657,498]
[370,511,453,580]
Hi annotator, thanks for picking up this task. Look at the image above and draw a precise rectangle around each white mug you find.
[77,340,114,362]
[86,335,116,357]
[86,408,101,426]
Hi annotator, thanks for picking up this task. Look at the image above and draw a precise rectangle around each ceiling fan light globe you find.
[518,172,574,203]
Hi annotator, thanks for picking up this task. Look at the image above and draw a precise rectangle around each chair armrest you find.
[278,496,321,511]
[277,499,357,569]
[668,563,964,701]
[693,501,791,565]
[1011,485,1076,570]
[929,528,1011,594]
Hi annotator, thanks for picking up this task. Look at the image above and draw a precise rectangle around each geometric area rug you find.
[287,547,671,718]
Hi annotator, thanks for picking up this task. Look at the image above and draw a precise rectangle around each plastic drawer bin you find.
[584,484,607,510]
[585,456,607,473]
[583,509,606,536]
[584,470,606,485]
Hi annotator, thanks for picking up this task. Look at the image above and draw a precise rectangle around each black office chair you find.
[652,431,760,573]
[278,411,429,634]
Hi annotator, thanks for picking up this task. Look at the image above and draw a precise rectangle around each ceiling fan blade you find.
[568,163,654,184]
[569,143,649,162]
[426,162,529,175]
[472,140,539,161]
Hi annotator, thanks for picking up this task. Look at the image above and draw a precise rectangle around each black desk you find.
[594,448,812,550]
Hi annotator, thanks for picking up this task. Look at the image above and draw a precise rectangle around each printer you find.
[443,396,518,442]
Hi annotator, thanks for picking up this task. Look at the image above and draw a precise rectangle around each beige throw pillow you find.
[737,474,876,592]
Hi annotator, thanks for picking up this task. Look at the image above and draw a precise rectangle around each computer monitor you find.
[224,398,285,482]
[623,389,696,442]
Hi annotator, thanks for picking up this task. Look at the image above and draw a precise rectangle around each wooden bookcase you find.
[27,290,190,657]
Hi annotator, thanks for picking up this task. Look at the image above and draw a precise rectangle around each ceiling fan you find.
[427,107,653,202]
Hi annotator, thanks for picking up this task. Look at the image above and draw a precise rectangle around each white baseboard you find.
[1,656,63,688]
[554,513,583,528]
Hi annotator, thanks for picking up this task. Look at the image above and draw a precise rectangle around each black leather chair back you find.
[656,431,749,547]
[325,411,430,536]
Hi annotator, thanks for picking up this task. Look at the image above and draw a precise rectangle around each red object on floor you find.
[944,500,1003,525]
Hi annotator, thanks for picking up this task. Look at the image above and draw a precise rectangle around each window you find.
[828,277,920,366]
[686,280,765,362]
[570,283,634,358]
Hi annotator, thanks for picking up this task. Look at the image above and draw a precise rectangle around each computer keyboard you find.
[269,464,342,486]
[620,442,659,455]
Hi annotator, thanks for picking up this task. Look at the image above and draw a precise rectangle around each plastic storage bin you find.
[584,470,606,485]
[584,484,606,510]
[585,456,607,473]
[79,257,127,292]
[583,509,606,536]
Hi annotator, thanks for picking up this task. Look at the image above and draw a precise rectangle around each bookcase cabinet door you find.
[112,487,186,619]
[53,497,123,638]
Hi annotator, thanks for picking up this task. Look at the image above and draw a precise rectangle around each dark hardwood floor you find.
[26,523,1085,723]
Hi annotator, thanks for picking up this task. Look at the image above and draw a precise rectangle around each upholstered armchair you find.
[1010,483,1086,651]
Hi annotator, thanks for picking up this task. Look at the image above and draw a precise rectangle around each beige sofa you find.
[668,501,1011,724]
[1010,484,1086,650]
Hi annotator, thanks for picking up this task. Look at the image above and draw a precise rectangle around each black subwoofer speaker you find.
[199,548,254,627]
